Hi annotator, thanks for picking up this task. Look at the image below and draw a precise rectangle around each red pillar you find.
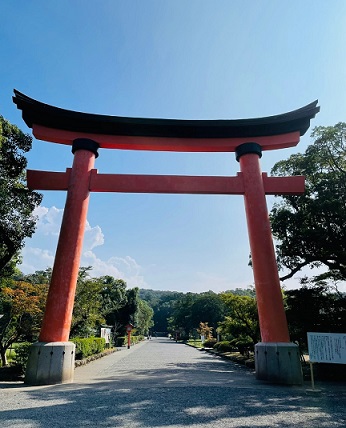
[39,139,99,342]
[236,143,290,343]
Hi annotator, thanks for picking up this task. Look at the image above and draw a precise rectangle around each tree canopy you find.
[270,123,346,285]
[0,116,42,274]
[0,278,48,365]
[218,292,260,347]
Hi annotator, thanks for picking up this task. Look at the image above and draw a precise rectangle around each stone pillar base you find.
[25,342,75,385]
[255,342,303,385]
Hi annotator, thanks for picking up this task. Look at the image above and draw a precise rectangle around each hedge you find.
[202,338,217,348]
[71,337,106,360]
[213,341,235,353]
[116,335,145,347]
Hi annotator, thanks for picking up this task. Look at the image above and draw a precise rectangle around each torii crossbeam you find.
[13,90,319,385]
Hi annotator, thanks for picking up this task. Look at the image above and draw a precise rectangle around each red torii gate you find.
[13,91,319,385]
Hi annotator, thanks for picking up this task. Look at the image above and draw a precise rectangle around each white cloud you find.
[82,251,148,289]
[33,206,63,236]
[22,205,147,288]
[20,247,55,273]
[83,222,104,251]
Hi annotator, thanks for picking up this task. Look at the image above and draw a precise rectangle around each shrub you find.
[213,341,234,353]
[11,342,32,373]
[230,337,254,356]
[203,338,217,348]
[131,335,144,344]
[116,335,145,346]
[72,337,106,360]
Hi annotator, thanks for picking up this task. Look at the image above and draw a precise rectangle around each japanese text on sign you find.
[307,332,346,364]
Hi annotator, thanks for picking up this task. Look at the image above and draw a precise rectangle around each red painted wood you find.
[39,150,96,342]
[262,173,305,195]
[239,153,290,343]
[27,169,71,190]
[89,171,245,194]
[32,124,301,152]
[26,169,304,195]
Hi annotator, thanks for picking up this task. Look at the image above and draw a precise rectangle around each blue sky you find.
[1,1,346,292]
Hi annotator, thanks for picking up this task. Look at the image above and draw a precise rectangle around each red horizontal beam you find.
[262,173,305,195]
[89,171,244,194]
[27,169,71,190]
[32,125,301,152]
[27,169,305,195]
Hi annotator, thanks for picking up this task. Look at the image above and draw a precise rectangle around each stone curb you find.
[74,348,119,367]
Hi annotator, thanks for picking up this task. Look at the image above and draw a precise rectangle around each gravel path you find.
[0,337,345,427]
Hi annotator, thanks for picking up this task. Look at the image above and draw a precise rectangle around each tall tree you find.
[103,283,140,337]
[270,123,346,283]
[0,279,47,365]
[190,291,227,332]
[167,291,227,338]
[218,292,260,347]
[168,292,198,337]
[135,299,154,336]
[0,116,42,274]
[100,276,127,317]
[70,268,105,338]
[139,289,184,332]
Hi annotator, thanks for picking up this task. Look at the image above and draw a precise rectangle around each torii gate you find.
[13,90,319,385]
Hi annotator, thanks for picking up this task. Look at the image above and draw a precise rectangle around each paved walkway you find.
[0,338,345,427]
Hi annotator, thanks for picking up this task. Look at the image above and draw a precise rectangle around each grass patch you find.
[186,339,203,348]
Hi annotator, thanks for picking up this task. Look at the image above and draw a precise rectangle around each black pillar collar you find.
[72,138,99,158]
[235,142,262,162]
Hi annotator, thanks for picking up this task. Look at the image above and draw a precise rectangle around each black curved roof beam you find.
[13,90,319,152]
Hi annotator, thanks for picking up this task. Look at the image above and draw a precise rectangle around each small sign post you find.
[100,327,111,348]
[307,332,346,364]
[126,323,133,349]
[307,332,346,390]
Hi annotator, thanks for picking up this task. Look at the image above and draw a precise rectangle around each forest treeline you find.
[1,264,345,367]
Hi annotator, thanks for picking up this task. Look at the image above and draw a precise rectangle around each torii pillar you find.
[236,143,298,383]
[13,90,319,385]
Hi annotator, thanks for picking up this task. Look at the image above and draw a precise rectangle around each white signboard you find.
[101,328,111,344]
[307,332,346,364]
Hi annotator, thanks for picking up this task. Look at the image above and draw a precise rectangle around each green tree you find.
[22,268,52,285]
[100,276,127,317]
[0,279,47,365]
[139,289,184,332]
[101,277,129,337]
[168,292,198,338]
[103,284,140,337]
[135,299,154,336]
[218,292,260,351]
[190,291,227,332]
[0,116,42,274]
[270,123,346,283]
[70,268,105,338]
[168,291,228,339]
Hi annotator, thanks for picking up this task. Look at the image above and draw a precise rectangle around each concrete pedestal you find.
[255,342,303,385]
[25,342,75,385]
